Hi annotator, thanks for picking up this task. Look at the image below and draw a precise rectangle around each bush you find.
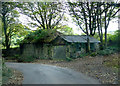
[97,47,117,56]
[90,52,97,57]
[2,58,13,84]
[78,53,89,58]
[22,29,57,44]
[66,57,72,62]
[17,56,36,62]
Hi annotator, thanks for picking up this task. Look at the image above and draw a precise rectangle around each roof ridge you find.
[79,35,88,41]
[59,35,100,43]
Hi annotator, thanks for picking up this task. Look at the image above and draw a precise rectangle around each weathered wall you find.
[21,44,35,57]
[94,43,99,51]
[68,43,86,58]
[20,42,99,59]
[21,43,47,59]
[2,48,20,57]
[52,45,66,59]
[20,43,54,59]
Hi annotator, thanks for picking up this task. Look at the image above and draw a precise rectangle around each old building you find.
[20,35,100,59]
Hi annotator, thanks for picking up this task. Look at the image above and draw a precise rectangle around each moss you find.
[21,29,58,44]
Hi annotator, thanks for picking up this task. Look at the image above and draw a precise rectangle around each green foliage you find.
[2,58,12,84]
[19,2,64,30]
[57,25,74,35]
[1,2,20,49]
[1,2,30,49]
[66,57,73,62]
[79,53,89,58]
[17,56,36,62]
[22,29,57,44]
[97,47,118,56]
[108,30,120,47]
[90,52,97,57]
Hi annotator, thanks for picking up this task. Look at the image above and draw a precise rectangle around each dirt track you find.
[34,53,119,84]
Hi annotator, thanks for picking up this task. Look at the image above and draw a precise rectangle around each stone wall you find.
[95,43,100,51]
[21,44,68,59]
[2,48,20,57]
[20,43,99,59]
[52,45,66,59]
[21,43,51,59]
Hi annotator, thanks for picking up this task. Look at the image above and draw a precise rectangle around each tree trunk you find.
[104,4,107,48]
[87,36,90,52]
[81,2,90,52]
[5,36,10,50]
[3,15,10,50]
[105,22,107,48]
[97,2,104,50]
[99,7,104,50]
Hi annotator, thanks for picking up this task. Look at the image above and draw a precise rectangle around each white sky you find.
[19,13,119,35]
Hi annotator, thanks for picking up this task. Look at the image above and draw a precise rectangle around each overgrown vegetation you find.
[66,57,73,62]
[2,58,13,84]
[97,46,118,56]
[89,46,118,57]
[107,30,120,48]
[21,29,58,44]
[96,30,120,56]
[17,56,36,62]
[0,58,2,85]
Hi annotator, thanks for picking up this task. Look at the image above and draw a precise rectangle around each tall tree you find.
[96,2,104,49]
[68,1,120,50]
[103,2,120,48]
[1,2,28,49]
[96,2,120,49]
[68,2,99,52]
[57,25,74,35]
[1,2,19,49]
[19,2,64,30]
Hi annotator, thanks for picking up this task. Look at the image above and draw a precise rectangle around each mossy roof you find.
[21,29,62,44]
[21,29,100,44]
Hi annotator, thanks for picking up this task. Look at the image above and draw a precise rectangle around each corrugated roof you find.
[61,35,100,43]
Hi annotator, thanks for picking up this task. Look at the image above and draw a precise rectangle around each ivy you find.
[21,29,57,44]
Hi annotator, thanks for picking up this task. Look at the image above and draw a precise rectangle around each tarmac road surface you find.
[6,62,100,84]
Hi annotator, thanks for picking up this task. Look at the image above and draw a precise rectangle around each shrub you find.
[66,57,72,62]
[97,47,117,56]
[78,53,89,58]
[90,52,97,57]
[2,58,12,84]
[17,56,36,62]
[22,29,57,44]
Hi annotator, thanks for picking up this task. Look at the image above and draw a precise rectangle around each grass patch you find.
[2,68,13,84]
[2,58,13,84]
[0,58,2,85]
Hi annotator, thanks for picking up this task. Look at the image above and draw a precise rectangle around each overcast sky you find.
[19,12,119,35]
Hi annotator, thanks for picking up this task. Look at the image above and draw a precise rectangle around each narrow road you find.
[6,62,100,84]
